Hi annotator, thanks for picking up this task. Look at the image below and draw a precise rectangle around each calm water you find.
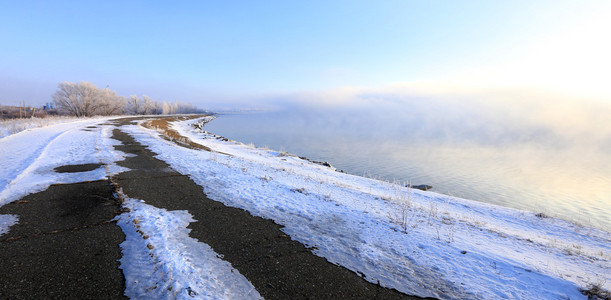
[205,105,611,232]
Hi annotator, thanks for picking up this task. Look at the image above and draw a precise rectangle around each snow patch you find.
[0,214,18,236]
[115,195,261,300]
[0,119,129,207]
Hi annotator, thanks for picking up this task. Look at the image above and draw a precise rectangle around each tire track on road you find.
[0,130,67,194]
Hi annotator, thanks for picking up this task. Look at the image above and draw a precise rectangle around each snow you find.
[119,116,610,300]
[0,214,18,236]
[1,115,609,299]
[0,117,262,299]
[0,117,128,236]
[0,116,88,139]
[115,192,262,299]
[0,118,127,207]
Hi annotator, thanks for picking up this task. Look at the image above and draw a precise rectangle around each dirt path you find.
[0,116,430,299]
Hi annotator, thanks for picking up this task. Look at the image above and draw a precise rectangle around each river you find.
[204,100,611,232]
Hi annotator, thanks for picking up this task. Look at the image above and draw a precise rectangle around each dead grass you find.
[141,115,214,152]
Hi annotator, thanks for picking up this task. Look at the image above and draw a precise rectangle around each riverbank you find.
[111,117,420,299]
[0,115,609,299]
[203,111,611,233]
[153,116,608,299]
[0,116,422,299]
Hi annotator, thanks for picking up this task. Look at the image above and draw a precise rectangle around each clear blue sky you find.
[1,0,609,107]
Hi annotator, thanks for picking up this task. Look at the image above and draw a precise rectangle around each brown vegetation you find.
[0,105,55,120]
[141,115,214,152]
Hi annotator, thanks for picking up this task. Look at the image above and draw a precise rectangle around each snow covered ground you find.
[0,117,129,255]
[0,117,260,299]
[124,116,609,299]
[1,116,609,299]
[0,116,84,138]
[0,117,126,207]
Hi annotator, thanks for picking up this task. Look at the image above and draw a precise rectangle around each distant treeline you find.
[51,81,206,117]
[1,81,206,119]
[0,103,48,119]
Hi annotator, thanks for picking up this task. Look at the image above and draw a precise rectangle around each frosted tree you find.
[96,88,125,115]
[141,95,156,115]
[161,102,172,114]
[126,95,160,115]
[52,81,102,117]
[51,81,202,116]
[126,95,141,115]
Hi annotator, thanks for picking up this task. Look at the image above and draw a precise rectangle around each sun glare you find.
[441,10,611,101]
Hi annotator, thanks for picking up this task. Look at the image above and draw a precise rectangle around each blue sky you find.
[1,0,609,107]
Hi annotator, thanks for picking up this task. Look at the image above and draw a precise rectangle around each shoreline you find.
[190,115,611,235]
[1,115,608,298]
[201,113,611,233]
[156,116,609,298]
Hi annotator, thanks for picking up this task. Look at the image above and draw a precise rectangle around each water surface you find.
[205,103,611,232]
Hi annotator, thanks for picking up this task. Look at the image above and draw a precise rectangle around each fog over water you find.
[205,88,611,231]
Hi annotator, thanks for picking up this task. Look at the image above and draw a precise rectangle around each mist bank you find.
[219,85,610,156]
[206,86,611,230]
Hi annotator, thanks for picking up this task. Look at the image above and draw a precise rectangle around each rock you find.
[406,184,433,191]
[298,156,335,169]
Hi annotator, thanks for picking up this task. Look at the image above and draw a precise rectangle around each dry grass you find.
[141,115,214,152]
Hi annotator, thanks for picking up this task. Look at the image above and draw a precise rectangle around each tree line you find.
[52,81,205,117]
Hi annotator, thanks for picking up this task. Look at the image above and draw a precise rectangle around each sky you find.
[1,0,610,108]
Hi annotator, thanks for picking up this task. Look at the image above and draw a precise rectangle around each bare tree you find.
[161,102,172,115]
[51,80,203,117]
[173,101,203,114]
[141,95,155,115]
[96,88,125,115]
[126,95,161,115]
[52,81,102,117]
[126,95,142,115]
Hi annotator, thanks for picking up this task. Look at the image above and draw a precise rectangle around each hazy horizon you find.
[1,1,610,110]
[2,2,610,220]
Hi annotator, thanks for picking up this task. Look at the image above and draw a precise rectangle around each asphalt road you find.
[0,179,126,299]
[0,117,429,299]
